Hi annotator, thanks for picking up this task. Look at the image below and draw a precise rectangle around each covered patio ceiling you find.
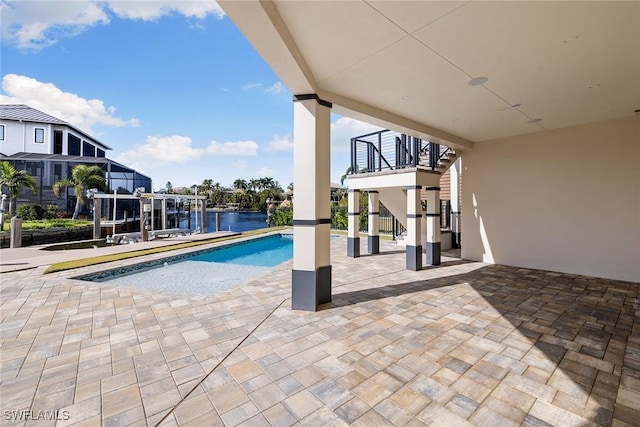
[219,1,640,149]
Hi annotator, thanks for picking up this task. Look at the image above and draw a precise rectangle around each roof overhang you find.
[220,1,640,149]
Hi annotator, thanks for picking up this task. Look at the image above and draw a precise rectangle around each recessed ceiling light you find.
[401,96,410,100]
[588,84,600,89]
[468,77,488,86]
[527,118,542,124]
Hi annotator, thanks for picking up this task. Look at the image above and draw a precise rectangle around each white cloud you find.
[206,140,258,156]
[108,1,224,20]
[1,0,224,51]
[232,160,247,170]
[266,134,293,152]
[255,167,274,176]
[0,1,109,50]
[330,116,383,152]
[115,135,203,171]
[0,74,139,134]
[242,83,263,91]
[265,81,284,95]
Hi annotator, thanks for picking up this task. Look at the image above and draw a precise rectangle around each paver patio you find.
[1,235,638,426]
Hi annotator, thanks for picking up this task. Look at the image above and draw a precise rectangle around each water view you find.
[185,211,269,233]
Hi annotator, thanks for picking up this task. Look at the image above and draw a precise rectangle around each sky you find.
[0,0,381,191]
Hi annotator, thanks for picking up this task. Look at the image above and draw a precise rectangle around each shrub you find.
[331,206,348,230]
[17,204,44,220]
[271,207,293,226]
[45,204,58,219]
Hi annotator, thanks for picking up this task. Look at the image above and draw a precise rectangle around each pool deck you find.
[0,232,241,274]
[0,233,638,426]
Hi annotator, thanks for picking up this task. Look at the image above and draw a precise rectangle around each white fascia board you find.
[347,169,441,190]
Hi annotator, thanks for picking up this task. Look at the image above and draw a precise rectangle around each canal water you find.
[185,211,269,233]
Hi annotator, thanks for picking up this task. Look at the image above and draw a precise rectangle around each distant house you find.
[0,104,151,215]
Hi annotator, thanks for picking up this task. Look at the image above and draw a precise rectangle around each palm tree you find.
[259,177,275,190]
[233,178,248,191]
[53,164,106,219]
[248,178,260,192]
[0,161,38,217]
[201,179,213,193]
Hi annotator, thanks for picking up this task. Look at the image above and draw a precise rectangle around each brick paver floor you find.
[1,235,638,426]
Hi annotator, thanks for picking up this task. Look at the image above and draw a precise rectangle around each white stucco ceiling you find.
[220,1,640,148]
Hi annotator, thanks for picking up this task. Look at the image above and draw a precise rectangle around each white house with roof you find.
[0,104,151,212]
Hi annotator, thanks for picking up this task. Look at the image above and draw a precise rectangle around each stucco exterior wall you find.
[462,117,639,282]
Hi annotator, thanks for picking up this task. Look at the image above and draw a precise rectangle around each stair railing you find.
[350,129,452,175]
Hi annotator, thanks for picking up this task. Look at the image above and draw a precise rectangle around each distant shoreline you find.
[205,208,262,213]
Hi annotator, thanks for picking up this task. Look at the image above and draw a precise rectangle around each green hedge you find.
[271,207,293,226]
[17,204,44,220]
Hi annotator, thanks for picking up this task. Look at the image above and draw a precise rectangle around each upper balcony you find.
[349,129,457,177]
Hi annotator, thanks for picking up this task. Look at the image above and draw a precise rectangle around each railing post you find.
[429,142,440,169]
[351,138,356,174]
[10,217,22,248]
[377,132,382,171]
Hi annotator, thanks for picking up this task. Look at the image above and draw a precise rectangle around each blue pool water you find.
[78,234,294,296]
[187,233,293,266]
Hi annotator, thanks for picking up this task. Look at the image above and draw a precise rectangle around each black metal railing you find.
[350,129,454,175]
[330,204,401,237]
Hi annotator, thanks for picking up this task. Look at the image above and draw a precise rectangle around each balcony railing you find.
[349,129,454,175]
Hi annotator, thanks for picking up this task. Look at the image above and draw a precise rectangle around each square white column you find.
[292,94,332,311]
[406,186,422,270]
[368,191,380,254]
[425,187,441,265]
[93,198,102,239]
[161,199,168,230]
[347,189,360,257]
[451,157,462,248]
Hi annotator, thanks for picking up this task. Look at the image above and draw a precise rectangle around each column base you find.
[347,237,360,258]
[292,266,332,311]
[426,242,441,265]
[406,245,422,271]
[368,235,379,254]
[452,232,461,249]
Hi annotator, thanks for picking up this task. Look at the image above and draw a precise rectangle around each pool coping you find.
[73,231,295,283]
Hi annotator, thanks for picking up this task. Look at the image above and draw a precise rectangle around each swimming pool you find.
[77,233,294,296]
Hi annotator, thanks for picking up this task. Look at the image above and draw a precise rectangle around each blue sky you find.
[0,1,380,190]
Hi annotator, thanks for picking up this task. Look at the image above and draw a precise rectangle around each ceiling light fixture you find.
[401,96,410,100]
[527,118,542,124]
[588,84,600,89]
[468,76,488,86]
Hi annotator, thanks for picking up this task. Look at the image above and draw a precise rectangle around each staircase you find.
[346,130,460,248]
[349,130,460,177]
